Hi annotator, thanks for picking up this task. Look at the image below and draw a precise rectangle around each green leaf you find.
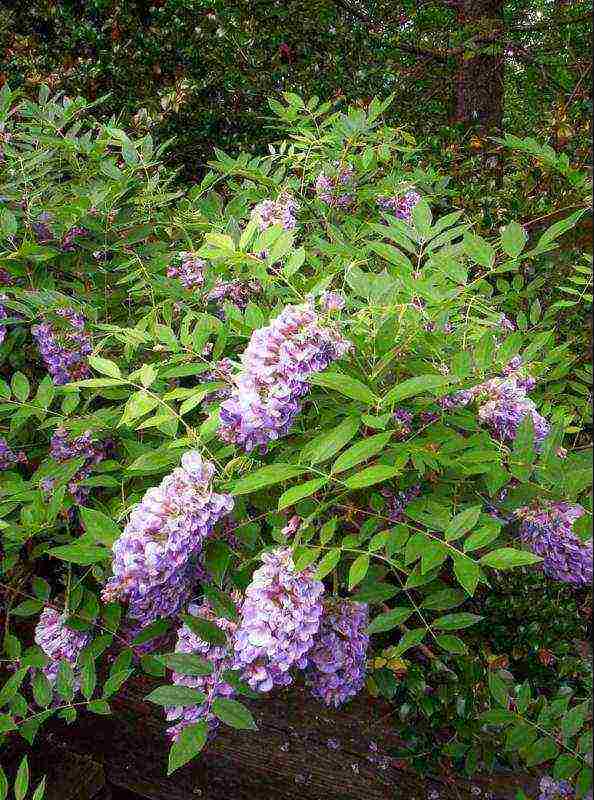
[88,356,122,379]
[11,373,30,403]
[294,547,320,572]
[80,663,96,700]
[79,507,122,547]
[211,697,257,730]
[32,672,52,708]
[145,685,207,707]
[433,613,482,630]
[393,627,427,656]
[309,372,378,405]
[445,506,481,541]
[300,417,360,465]
[435,634,467,654]
[488,672,510,707]
[348,554,370,590]
[157,653,214,676]
[49,541,110,565]
[0,767,6,800]
[480,548,542,569]
[15,756,29,800]
[453,557,480,595]
[343,464,401,489]
[278,478,327,510]
[352,582,398,604]
[420,588,466,610]
[553,754,581,781]
[0,715,16,734]
[182,615,227,646]
[332,432,393,474]
[481,709,515,725]
[32,778,47,800]
[500,222,527,258]
[525,737,558,767]
[88,700,111,714]
[463,232,495,267]
[382,374,452,407]
[367,607,413,634]
[119,390,159,426]
[55,660,75,701]
[167,721,208,775]
[231,464,306,495]
[102,668,133,698]
[314,548,341,580]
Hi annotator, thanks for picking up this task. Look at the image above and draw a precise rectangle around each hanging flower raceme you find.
[251,193,298,232]
[516,502,592,587]
[537,776,575,800]
[314,165,355,207]
[49,428,113,505]
[376,190,421,222]
[382,484,422,523]
[232,547,324,692]
[207,279,261,315]
[102,451,234,627]
[32,308,92,385]
[165,600,238,740]
[167,252,206,289]
[440,365,549,448]
[218,302,350,452]
[0,295,8,345]
[0,437,26,471]
[34,606,90,686]
[306,600,369,708]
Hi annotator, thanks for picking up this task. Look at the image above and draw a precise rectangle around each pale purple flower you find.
[376,190,421,222]
[0,437,26,470]
[393,408,413,438]
[319,291,345,312]
[383,484,421,522]
[0,295,7,345]
[251,193,298,232]
[32,308,92,385]
[167,252,205,289]
[50,428,112,505]
[34,606,90,686]
[219,302,350,452]
[538,776,574,800]
[516,502,592,587]
[499,314,516,332]
[306,600,368,708]
[103,451,234,628]
[206,279,261,313]
[61,226,89,252]
[315,165,355,207]
[232,547,324,692]
[165,599,238,740]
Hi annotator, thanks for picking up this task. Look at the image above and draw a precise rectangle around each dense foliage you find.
[0,86,592,798]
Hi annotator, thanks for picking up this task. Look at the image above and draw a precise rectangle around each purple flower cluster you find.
[314,165,355,207]
[306,600,369,708]
[0,437,27,471]
[376,190,421,222]
[516,502,592,587]
[167,252,205,289]
[538,776,574,800]
[232,547,324,692]
[206,279,261,313]
[34,606,90,686]
[0,268,13,285]
[103,451,234,627]
[218,302,350,452]
[49,428,112,505]
[31,213,53,244]
[251,193,298,232]
[32,308,92,385]
[440,368,549,448]
[0,295,7,345]
[165,599,238,740]
[61,226,89,252]
[383,484,421,522]
[393,408,413,438]
[319,291,345,312]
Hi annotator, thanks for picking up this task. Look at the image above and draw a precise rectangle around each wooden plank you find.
[41,674,538,800]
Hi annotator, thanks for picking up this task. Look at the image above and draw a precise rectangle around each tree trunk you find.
[454,0,504,130]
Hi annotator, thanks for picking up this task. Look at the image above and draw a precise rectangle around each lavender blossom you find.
[50,428,112,505]
[315,165,355,208]
[0,296,7,346]
[376,190,421,222]
[32,308,92,385]
[34,606,90,686]
[102,451,234,628]
[167,252,205,289]
[0,437,26,471]
[383,484,421,523]
[393,408,413,438]
[306,600,369,708]
[61,226,89,252]
[232,547,324,692]
[207,279,261,314]
[538,776,574,800]
[516,502,592,587]
[165,599,238,739]
[319,291,345,312]
[218,302,350,452]
[0,268,13,285]
[251,193,298,232]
